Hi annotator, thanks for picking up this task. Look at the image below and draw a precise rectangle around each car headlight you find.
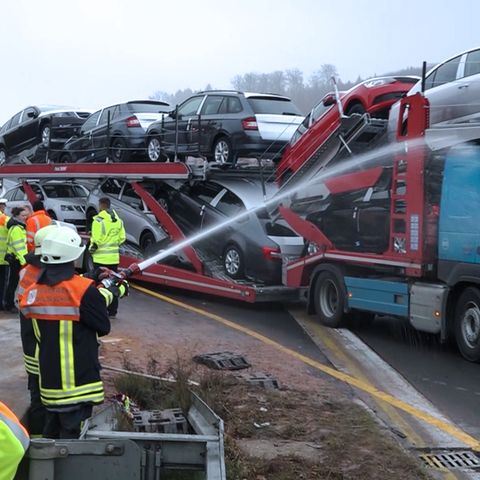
[60,205,75,211]
[307,242,319,255]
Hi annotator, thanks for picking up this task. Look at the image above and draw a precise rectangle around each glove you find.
[89,242,98,253]
[83,267,114,283]
[106,280,129,299]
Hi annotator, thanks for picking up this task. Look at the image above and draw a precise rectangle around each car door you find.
[423,54,463,125]
[455,49,480,122]
[74,110,101,161]
[93,105,118,160]
[18,107,40,151]
[199,95,226,153]
[3,111,23,154]
[164,96,205,154]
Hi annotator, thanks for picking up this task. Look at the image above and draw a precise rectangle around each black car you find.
[60,100,171,163]
[145,91,304,164]
[0,105,91,164]
[159,178,303,284]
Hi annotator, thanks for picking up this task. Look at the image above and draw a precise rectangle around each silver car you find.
[4,181,88,229]
[85,179,168,250]
[389,47,480,138]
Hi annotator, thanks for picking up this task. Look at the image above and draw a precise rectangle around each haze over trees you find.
[150,64,424,113]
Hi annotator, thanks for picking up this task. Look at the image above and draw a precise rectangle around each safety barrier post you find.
[174,105,179,162]
[106,111,111,162]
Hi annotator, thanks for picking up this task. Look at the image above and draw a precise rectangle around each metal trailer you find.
[278,93,480,362]
[0,160,298,303]
[24,392,225,479]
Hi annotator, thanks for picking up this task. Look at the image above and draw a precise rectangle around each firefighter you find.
[0,198,10,310]
[0,400,29,480]
[20,226,126,439]
[4,207,28,312]
[16,224,60,437]
[25,200,52,252]
[89,197,126,318]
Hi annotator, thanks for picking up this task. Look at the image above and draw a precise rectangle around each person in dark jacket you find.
[4,207,28,312]
[20,226,124,439]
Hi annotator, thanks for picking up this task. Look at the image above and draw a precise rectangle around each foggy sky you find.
[0,0,477,123]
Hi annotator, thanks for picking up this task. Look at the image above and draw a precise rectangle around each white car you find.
[4,181,89,230]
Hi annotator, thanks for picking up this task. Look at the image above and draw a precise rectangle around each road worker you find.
[0,198,10,310]
[16,224,60,436]
[25,200,52,252]
[4,207,28,312]
[20,226,127,439]
[0,400,29,480]
[89,197,126,318]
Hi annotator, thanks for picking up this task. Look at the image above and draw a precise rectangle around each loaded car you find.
[145,90,304,164]
[388,47,480,138]
[159,178,303,284]
[0,105,91,165]
[276,76,419,183]
[60,100,171,163]
[85,179,168,250]
[4,181,89,229]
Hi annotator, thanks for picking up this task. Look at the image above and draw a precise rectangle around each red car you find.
[276,76,419,184]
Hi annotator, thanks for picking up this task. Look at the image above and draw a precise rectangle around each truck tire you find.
[314,270,346,328]
[455,287,480,362]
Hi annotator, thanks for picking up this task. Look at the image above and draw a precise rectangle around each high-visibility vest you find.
[0,401,29,480]
[6,224,27,266]
[0,214,10,266]
[17,263,42,376]
[26,210,52,252]
[20,275,105,407]
[90,209,126,265]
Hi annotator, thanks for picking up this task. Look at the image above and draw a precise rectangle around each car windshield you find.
[247,97,302,115]
[127,102,170,113]
[37,105,71,113]
[42,184,87,198]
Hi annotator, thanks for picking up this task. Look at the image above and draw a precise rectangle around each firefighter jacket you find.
[0,401,29,480]
[20,266,111,409]
[6,218,27,266]
[26,210,52,252]
[17,254,42,376]
[90,209,126,265]
[0,213,10,266]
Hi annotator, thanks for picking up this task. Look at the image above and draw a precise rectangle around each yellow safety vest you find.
[90,209,126,265]
[0,214,10,266]
[6,224,27,266]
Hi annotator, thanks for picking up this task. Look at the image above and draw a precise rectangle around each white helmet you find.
[41,226,85,264]
[34,223,59,255]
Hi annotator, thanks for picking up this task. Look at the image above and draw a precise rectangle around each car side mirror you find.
[169,110,177,119]
[323,95,336,107]
[27,111,37,119]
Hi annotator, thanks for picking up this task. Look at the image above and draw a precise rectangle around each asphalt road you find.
[143,284,480,442]
[349,315,480,439]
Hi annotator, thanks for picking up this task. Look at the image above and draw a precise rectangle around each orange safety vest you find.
[20,275,94,321]
[16,263,41,305]
[26,210,52,252]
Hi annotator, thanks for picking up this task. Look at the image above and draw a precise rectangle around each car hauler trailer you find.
[0,160,298,304]
[279,93,480,362]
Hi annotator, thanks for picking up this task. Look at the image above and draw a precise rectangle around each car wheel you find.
[59,153,73,163]
[140,231,156,252]
[0,148,7,165]
[47,209,57,220]
[314,270,346,328]
[223,244,244,279]
[346,103,365,116]
[110,137,130,162]
[147,136,165,162]
[41,124,51,148]
[455,287,480,362]
[213,136,234,164]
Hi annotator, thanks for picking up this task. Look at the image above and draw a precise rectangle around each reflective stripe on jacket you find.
[17,264,42,376]
[0,214,10,266]
[26,210,52,252]
[6,224,27,266]
[20,275,106,407]
[0,401,29,480]
[90,209,126,265]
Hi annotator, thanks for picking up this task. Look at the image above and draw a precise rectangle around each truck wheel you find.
[314,271,346,328]
[455,287,480,362]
